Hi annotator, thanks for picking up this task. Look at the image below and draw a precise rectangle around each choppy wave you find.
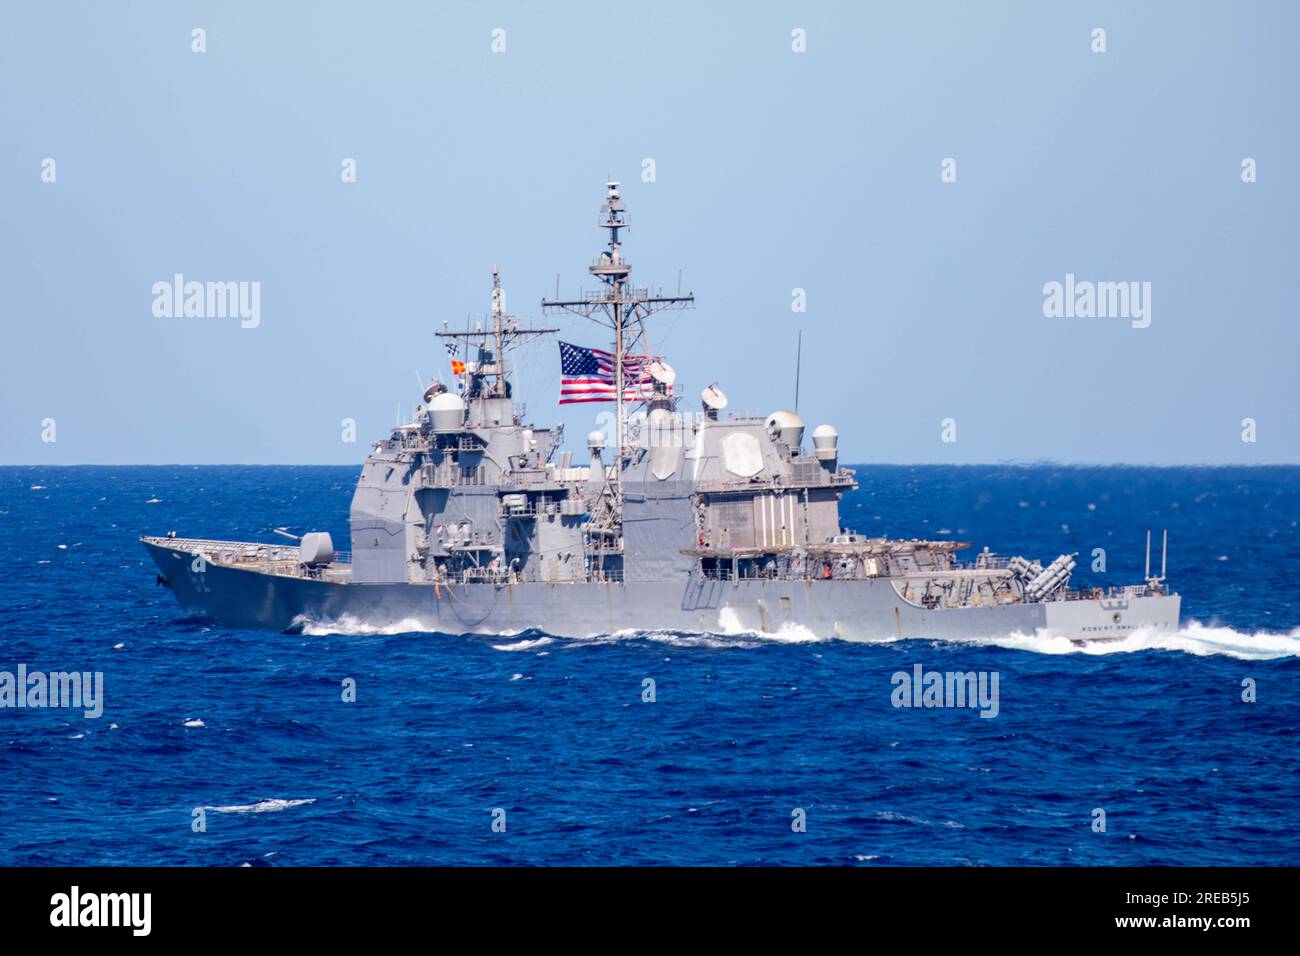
[610,628,759,650]
[491,636,556,652]
[204,798,316,814]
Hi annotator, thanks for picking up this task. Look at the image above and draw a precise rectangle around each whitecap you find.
[644,630,758,649]
[205,798,316,814]
[492,637,555,652]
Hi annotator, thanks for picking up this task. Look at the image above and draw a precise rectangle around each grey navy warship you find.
[143,183,1180,641]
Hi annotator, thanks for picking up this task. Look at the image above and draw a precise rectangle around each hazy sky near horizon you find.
[2,1,1297,465]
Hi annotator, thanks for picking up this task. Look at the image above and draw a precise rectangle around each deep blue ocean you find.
[1,465,1297,866]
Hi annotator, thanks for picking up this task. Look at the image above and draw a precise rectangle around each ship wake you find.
[289,613,1298,660]
[291,613,532,639]
[964,620,1300,661]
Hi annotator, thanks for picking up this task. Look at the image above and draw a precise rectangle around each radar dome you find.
[812,424,839,463]
[427,392,466,432]
[765,410,805,451]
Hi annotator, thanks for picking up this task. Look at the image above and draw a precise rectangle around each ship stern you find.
[1042,589,1181,640]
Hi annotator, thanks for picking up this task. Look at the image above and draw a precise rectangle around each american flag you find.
[558,341,663,404]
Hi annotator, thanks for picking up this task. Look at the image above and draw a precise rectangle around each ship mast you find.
[542,182,695,504]
[437,265,557,401]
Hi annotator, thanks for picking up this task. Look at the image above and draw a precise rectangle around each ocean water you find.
[1,464,1298,866]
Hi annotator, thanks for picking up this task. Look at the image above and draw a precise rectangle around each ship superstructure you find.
[142,184,1180,640]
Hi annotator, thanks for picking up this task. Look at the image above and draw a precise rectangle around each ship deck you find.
[140,536,353,583]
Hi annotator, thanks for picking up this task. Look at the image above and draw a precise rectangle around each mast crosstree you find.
[541,182,695,505]
[436,265,557,400]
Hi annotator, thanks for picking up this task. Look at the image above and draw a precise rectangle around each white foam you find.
[491,637,555,652]
[294,611,1295,660]
[206,798,316,814]
[296,613,529,638]
[296,613,439,636]
[643,630,757,649]
[182,718,205,728]
[970,620,1300,661]
[760,621,824,644]
[716,606,745,634]
[588,626,762,649]
[717,606,824,643]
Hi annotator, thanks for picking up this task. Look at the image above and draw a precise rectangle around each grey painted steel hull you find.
[139,189,1187,645]
[144,540,1181,641]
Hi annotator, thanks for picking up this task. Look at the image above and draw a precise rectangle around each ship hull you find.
[143,540,1180,641]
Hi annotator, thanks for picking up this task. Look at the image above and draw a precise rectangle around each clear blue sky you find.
[2,1,1297,465]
